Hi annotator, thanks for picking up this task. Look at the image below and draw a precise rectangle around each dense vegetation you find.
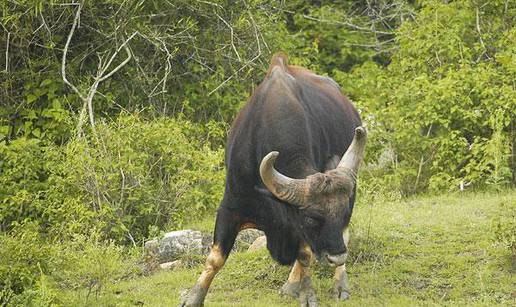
[0,0,514,305]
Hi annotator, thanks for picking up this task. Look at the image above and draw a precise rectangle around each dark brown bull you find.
[180,52,366,306]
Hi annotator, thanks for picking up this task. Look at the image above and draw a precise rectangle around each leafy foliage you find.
[0,222,55,302]
[0,115,224,243]
[0,222,139,306]
[336,0,515,193]
[1,0,513,192]
[492,199,516,255]
[0,0,285,128]
[0,0,514,304]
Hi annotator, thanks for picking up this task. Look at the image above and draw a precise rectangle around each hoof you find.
[280,281,300,299]
[299,291,318,307]
[333,270,351,301]
[299,276,318,307]
[179,284,207,307]
[335,289,350,301]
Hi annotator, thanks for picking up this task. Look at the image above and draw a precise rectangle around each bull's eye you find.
[304,216,319,227]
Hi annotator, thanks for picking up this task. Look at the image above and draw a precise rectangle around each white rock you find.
[145,229,211,263]
[159,260,182,270]
[233,229,265,251]
[247,235,267,252]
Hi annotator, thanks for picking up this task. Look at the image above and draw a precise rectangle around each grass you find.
[60,190,516,306]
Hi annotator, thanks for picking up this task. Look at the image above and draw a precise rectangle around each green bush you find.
[0,222,58,304]
[492,199,516,255]
[54,232,139,295]
[0,114,225,303]
[63,115,225,243]
[0,115,224,244]
[336,0,515,194]
[0,223,139,306]
[1,0,513,198]
[0,138,52,231]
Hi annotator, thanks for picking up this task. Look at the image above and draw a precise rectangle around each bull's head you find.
[260,127,367,266]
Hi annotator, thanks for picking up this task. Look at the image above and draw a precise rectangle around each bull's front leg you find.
[333,228,351,300]
[180,208,239,307]
[281,244,317,307]
[180,244,226,306]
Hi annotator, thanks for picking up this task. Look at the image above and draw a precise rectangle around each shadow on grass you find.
[348,233,386,266]
[506,252,516,273]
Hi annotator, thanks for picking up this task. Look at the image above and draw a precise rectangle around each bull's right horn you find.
[337,126,367,178]
[259,151,307,206]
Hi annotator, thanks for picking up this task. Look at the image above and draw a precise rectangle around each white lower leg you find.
[333,229,351,300]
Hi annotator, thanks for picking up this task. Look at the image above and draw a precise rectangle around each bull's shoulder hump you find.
[270,52,289,68]
[266,52,295,82]
[318,75,341,90]
[286,65,340,90]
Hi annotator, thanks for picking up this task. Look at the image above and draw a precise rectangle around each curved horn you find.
[259,151,306,206]
[337,126,367,177]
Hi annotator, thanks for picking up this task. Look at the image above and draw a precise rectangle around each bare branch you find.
[76,100,88,136]
[301,14,394,36]
[414,124,433,191]
[61,0,86,101]
[434,51,442,67]
[84,33,136,132]
[98,32,137,82]
[247,10,262,55]
[340,38,396,48]
[39,11,52,36]
[208,53,260,96]
[86,82,99,132]
[216,13,242,62]
[4,32,9,72]
[147,37,173,98]
[475,8,491,60]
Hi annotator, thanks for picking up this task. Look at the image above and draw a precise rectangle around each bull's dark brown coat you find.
[217,53,361,264]
[181,53,364,307]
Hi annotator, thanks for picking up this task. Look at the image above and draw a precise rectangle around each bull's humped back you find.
[225,54,361,196]
[257,56,361,174]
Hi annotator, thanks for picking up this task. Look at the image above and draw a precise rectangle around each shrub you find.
[0,138,51,231]
[335,1,514,194]
[0,222,57,305]
[0,115,225,244]
[492,199,516,255]
[61,115,225,243]
[0,223,138,306]
[54,232,140,296]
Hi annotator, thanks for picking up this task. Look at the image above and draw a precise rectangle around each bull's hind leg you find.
[333,228,351,300]
[281,244,317,307]
[180,208,239,307]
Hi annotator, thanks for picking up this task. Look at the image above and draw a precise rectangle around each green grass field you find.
[62,190,515,306]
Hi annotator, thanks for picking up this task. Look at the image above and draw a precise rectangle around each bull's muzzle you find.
[324,252,347,266]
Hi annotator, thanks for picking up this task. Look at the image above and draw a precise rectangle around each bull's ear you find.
[337,126,367,177]
[259,151,307,207]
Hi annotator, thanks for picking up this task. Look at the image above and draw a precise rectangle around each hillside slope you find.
[62,191,515,306]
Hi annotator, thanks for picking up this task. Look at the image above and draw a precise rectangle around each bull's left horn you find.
[337,126,367,177]
[260,151,306,206]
